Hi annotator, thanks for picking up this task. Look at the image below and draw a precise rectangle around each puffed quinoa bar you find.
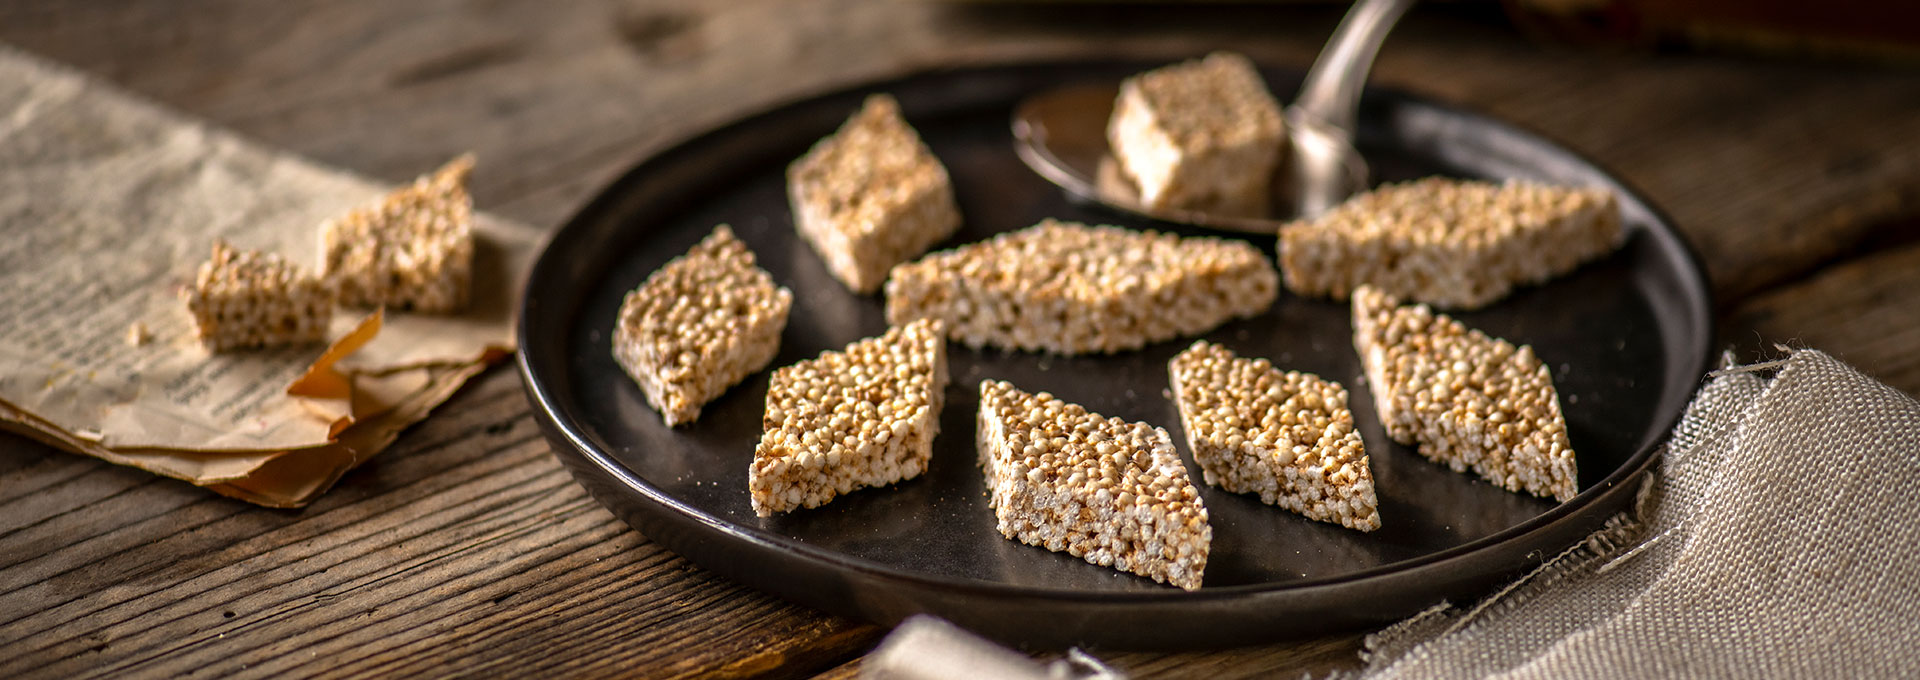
[976,379,1211,590]
[613,225,793,427]
[183,240,335,351]
[319,154,477,313]
[1108,52,1285,218]
[1169,341,1380,531]
[1352,285,1578,502]
[749,318,948,516]
[788,94,963,294]
[1279,177,1622,310]
[885,219,1278,355]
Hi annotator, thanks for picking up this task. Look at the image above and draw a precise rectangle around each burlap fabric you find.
[1357,349,1920,679]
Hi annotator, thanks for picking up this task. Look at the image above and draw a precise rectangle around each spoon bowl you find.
[1012,83,1369,234]
[1012,0,1413,233]
[1006,83,1367,233]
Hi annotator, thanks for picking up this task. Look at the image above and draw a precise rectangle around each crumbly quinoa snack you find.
[1352,285,1577,502]
[787,93,963,294]
[1169,341,1380,531]
[749,318,948,516]
[319,154,477,313]
[613,225,793,427]
[1280,177,1622,310]
[1108,52,1285,218]
[976,379,1211,590]
[183,240,336,351]
[886,219,1277,355]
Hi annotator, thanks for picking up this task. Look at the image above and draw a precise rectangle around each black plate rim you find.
[517,59,1714,611]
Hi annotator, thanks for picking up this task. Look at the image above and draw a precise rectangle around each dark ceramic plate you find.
[518,61,1712,650]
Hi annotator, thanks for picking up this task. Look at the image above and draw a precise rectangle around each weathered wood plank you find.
[3,3,1913,297]
[0,371,878,679]
[1729,238,1920,395]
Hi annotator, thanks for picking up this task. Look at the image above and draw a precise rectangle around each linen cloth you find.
[1358,349,1920,679]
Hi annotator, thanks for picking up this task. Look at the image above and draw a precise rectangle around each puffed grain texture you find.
[749,318,948,516]
[183,239,335,351]
[886,219,1277,355]
[613,225,793,427]
[788,94,962,294]
[976,379,1211,590]
[1352,285,1577,501]
[319,155,478,313]
[1108,52,1285,217]
[1169,340,1380,531]
[1280,177,1621,309]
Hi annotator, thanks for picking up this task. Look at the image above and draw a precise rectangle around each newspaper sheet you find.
[0,45,541,506]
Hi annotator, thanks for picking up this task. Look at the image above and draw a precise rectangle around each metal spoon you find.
[1012,0,1415,234]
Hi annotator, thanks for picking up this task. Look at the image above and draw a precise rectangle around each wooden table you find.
[3,2,1916,677]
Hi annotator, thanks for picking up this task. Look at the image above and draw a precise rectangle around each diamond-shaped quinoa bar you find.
[749,318,947,516]
[1169,340,1380,531]
[977,379,1211,590]
[612,225,792,427]
[1352,285,1577,501]
[787,94,962,294]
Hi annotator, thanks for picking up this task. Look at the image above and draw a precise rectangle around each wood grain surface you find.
[1,2,1916,678]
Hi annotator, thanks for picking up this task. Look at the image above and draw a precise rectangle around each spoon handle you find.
[1292,0,1416,134]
